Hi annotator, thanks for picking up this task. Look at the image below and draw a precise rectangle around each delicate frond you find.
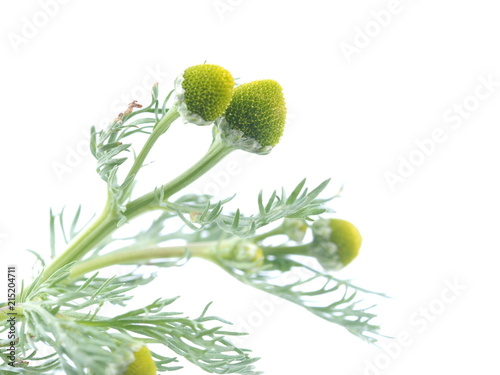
[6,265,261,374]
[167,179,335,237]
[217,257,383,343]
[46,206,96,261]
[90,85,163,187]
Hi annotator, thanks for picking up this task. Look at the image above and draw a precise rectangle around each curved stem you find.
[69,242,216,279]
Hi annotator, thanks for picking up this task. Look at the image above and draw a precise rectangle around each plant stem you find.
[261,243,312,256]
[124,136,234,218]
[40,135,234,284]
[251,223,287,242]
[42,108,182,281]
[68,242,216,279]
[121,107,180,201]
[39,201,117,284]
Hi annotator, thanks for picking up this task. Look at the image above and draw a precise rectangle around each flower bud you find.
[217,79,286,154]
[216,239,264,270]
[310,219,362,270]
[174,64,235,125]
[124,346,156,375]
[282,218,308,242]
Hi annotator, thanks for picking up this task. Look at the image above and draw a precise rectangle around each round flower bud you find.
[174,64,235,125]
[282,218,308,242]
[310,219,362,270]
[215,239,264,270]
[217,79,286,154]
[124,346,156,375]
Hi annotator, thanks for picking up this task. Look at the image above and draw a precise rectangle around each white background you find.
[1,0,500,374]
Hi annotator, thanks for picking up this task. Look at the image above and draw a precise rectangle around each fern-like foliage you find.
[2,265,261,374]
[165,178,335,237]
[89,85,174,218]
[217,257,382,343]
[0,79,383,375]
[89,87,161,185]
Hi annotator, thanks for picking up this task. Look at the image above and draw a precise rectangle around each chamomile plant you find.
[0,63,383,374]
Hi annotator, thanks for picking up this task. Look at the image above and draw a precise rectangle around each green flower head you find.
[311,218,362,270]
[217,79,286,154]
[124,346,157,375]
[174,64,235,125]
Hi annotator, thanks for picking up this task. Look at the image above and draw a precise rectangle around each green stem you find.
[124,136,234,218]
[261,243,312,256]
[42,109,182,281]
[39,132,233,284]
[252,223,287,242]
[121,107,180,201]
[39,202,117,284]
[69,242,216,279]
